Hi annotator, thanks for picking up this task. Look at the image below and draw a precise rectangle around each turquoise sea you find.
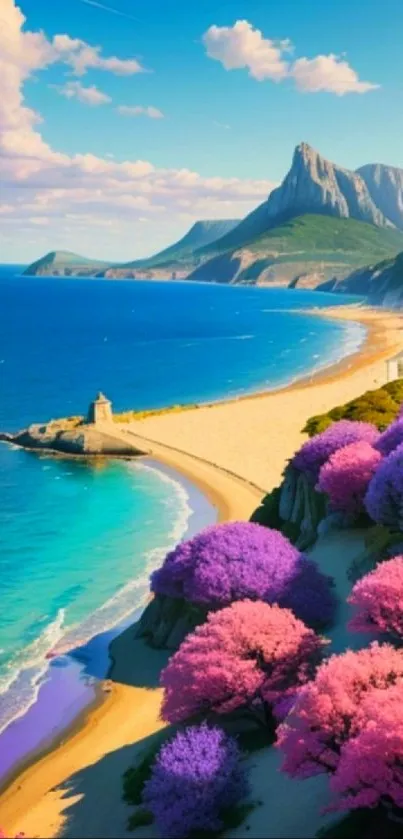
[0,266,364,776]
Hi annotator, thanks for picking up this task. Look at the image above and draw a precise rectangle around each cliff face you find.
[357,163,403,230]
[265,143,390,228]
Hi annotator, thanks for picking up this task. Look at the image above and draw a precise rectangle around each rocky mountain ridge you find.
[24,144,403,288]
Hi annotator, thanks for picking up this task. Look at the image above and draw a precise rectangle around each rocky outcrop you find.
[289,271,327,290]
[0,422,146,457]
[251,466,328,551]
[134,595,206,649]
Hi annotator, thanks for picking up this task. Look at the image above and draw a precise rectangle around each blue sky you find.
[2,0,403,263]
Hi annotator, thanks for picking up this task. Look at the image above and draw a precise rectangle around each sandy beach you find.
[125,306,403,491]
[1,304,403,839]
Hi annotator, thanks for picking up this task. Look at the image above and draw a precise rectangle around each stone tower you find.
[87,392,113,425]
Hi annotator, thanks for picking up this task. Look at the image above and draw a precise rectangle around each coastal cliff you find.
[187,215,403,287]
[318,250,403,306]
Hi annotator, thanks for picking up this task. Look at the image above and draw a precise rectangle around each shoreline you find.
[1,303,402,837]
[0,459,217,797]
[124,305,403,492]
[0,454,262,837]
[0,302,367,449]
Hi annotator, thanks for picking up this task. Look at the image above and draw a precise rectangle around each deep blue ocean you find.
[0,265,364,739]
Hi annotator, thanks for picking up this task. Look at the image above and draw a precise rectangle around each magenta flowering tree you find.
[375,418,403,456]
[277,643,403,779]
[317,441,382,516]
[348,555,403,640]
[291,420,380,484]
[329,684,403,813]
[142,723,249,838]
[151,521,337,629]
[365,442,403,529]
[161,600,325,726]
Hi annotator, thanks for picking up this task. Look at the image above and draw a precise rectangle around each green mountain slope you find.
[23,221,240,277]
[120,219,240,269]
[187,215,403,286]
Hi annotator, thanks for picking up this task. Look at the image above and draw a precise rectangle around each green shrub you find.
[127,808,154,831]
[123,737,166,806]
[316,806,403,839]
[249,487,282,530]
[304,380,403,437]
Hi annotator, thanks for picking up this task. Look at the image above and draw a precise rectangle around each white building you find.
[386,351,403,382]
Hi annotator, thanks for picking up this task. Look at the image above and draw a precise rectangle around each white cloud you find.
[203,19,378,95]
[292,54,379,95]
[52,35,145,76]
[203,20,289,82]
[51,81,111,105]
[1,1,275,262]
[117,105,164,118]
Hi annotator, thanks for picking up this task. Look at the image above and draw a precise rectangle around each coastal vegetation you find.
[151,522,336,629]
[123,390,403,838]
[141,724,249,838]
[303,379,403,435]
[160,601,324,726]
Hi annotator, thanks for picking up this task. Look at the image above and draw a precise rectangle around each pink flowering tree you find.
[317,441,382,517]
[329,684,403,814]
[292,420,380,484]
[277,643,403,779]
[348,555,403,641]
[161,600,325,728]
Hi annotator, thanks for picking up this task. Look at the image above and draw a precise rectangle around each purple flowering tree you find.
[151,521,336,629]
[375,418,403,456]
[142,723,249,838]
[365,442,403,529]
[292,420,380,484]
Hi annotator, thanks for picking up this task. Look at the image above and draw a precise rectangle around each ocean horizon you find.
[0,264,364,780]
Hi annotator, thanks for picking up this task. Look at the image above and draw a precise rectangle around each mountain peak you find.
[293,141,320,162]
[263,143,391,229]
